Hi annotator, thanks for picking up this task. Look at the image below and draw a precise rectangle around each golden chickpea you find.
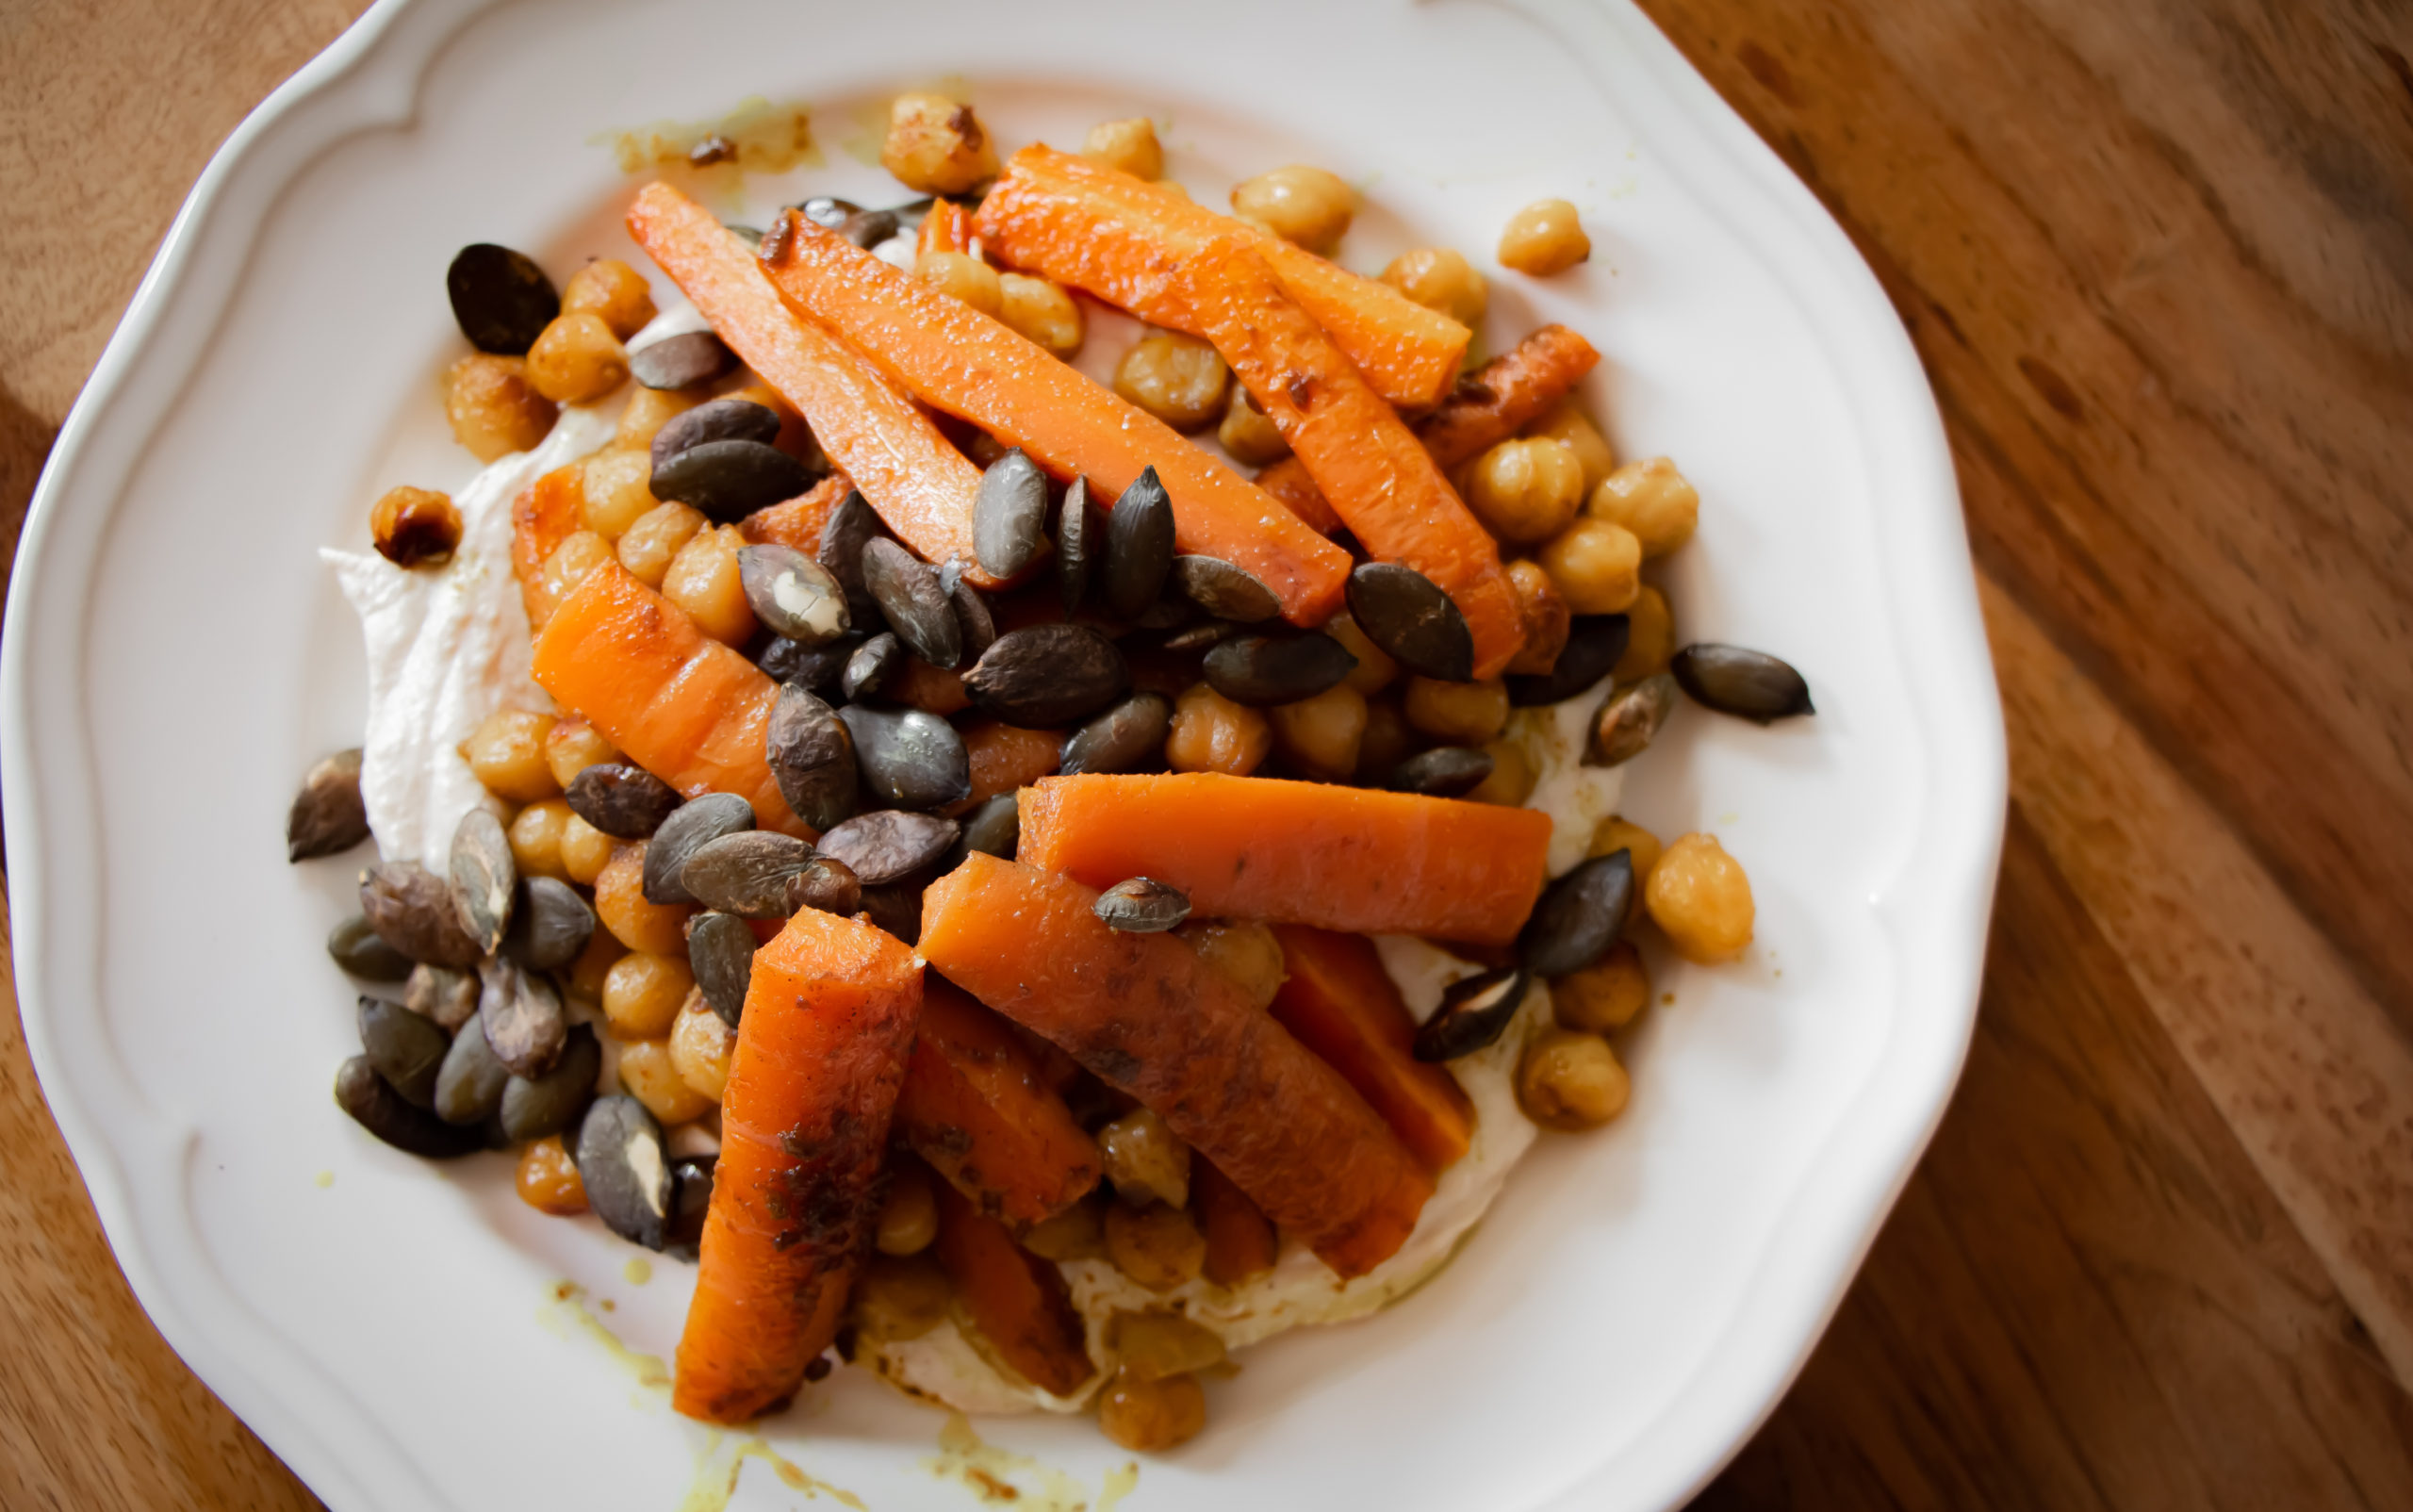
[1403,676,1510,745]
[594,845,695,955]
[579,448,658,540]
[460,710,559,802]
[559,257,656,340]
[1114,333,1229,433]
[1167,683,1271,775]
[443,354,556,462]
[1553,941,1650,1033]
[1499,197,1591,275]
[996,272,1085,358]
[1019,1197,1106,1261]
[1537,518,1642,615]
[850,1254,952,1343]
[507,798,573,881]
[616,501,708,590]
[1269,682,1367,780]
[1177,919,1287,1012]
[663,523,757,645]
[1526,402,1616,495]
[1586,814,1664,884]
[525,311,630,404]
[538,530,616,621]
[613,386,698,452]
[1517,1028,1631,1129]
[916,251,1002,316]
[544,718,620,790]
[669,990,736,1101]
[1324,612,1399,696]
[1230,165,1354,255]
[565,925,626,999]
[1099,1108,1192,1208]
[1504,559,1572,677]
[881,92,998,195]
[1082,117,1164,180]
[1466,437,1585,545]
[1216,384,1289,466]
[1354,696,1416,781]
[1111,1310,1226,1384]
[619,1037,714,1125]
[1467,737,1536,807]
[1098,1369,1206,1454]
[1646,832,1754,962]
[1588,457,1699,558]
[1103,1201,1206,1291]
[1614,584,1675,682]
[559,813,617,887]
[516,1135,588,1215]
[877,1161,939,1257]
[602,951,694,1040]
[1380,247,1486,327]
[369,485,460,568]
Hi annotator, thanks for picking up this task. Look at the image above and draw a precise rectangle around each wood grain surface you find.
[3,2,2409,1507]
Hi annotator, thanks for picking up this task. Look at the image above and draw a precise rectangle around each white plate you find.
[1,1,2004,1507]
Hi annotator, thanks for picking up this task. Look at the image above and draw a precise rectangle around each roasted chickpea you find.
[1114,333,1229,433]
[369,485,460,568]
[1111,1310,1226,1384]
[559,813,617,887]
[997,272,1085,358]
[1586,814,1664,885]
[508,798,574,881]
[916,251,1002,316]
[1082,117,1164,180]
[516,1135,589,1215]
[1646,832,1754,962]
[1103,1201,1206,1291]
[1230,165,1354,254]
[619,1037,714,1125]
[1098,1369,1206,1453]
[616,501,707,590]
[1099,1108,1192,1208]
[560,257,657,340]
[443,354,556,462]
[460,710,559,802]
[670,991,737,1101]
[1527,402,1616,495]
[580,448,659,540]
[1503,559,1572,677]
[1466,437,1585,545]
[565,917,625,997]
[1176,919,1287,1012]
[663,523,757,645]
[1324,613,1399,696]
[594,844,695,955]
[1354,696,1415,782]
[1517,1028,1631,1129]
[1020,1197,1107,1261]
[1403,676,1510,745]
[525,311,630,403]
[544,718,620,790]
[1553,941,1650,1033]
[876,1160,939,1256]
[1216,383,1289,466]
[1269,682,1368,781]
[1499,197,1590,275]
[851,1254,952,1343]
[1167,682,1272,775]
[1459,737,1530,808]
[602,951,694,1039]
[1614,584,1674,682]
[1588,457,1699,558]
[1380,247,1486,327]
[613,386,698,452]
[1537,518,1642,615]
[538,530,616,622]
[880,92,998,195]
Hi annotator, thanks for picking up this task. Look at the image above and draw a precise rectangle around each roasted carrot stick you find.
[929,1175,1097,1397]
[509,463,584,627]
[919,854,1434,1278]
[1269,926,1474,1173]
[755,211,1352,627]
[917,198,975,258]
[738,471,853,553]
[956,719,1064,811]
[674,908,924,1423]
[895,978,1103,1225]
[1193,1157,1278,1288]
[974,145,1469,410]
[1017,773,1551,945]
[1253,457,1343,536]
[1163,238,1525,676]
[530,560,809,838]
[625,183,1001,587]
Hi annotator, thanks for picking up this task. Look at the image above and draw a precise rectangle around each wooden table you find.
[5,2,2409,1505]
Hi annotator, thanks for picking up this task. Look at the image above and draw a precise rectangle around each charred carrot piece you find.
[1269,927,1474,1173]
[1163,238,1525,675]
[509,463,585,627]
[895,978,1104,1225]
[917,198,975,258]
[755,211,1352,627]
[1193,1158,1278,1288]
[530,560,809,838]
[1017,772,1551,946]
[930,1176,1097,1397]
[673,909,923,1423]
[919,854,1434,1278]
[974,145,1469,410]
[626,183,1000,587]
[738,471,853,553]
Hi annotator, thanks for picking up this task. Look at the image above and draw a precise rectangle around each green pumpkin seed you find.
[500,1025,601,1142]
[642,793,756,904]
[357,995,450,1109]
[1670,644,1814,723]
[502,876,596,971]
[434,1013,510,1126]
[1346,563,1473,682]
[327,913,411,981]
[336,1054,482,1159]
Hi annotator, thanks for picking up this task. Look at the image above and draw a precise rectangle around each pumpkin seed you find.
[446,243,558,355]
[642,793,756,904]
[336,1054,482,1158]
[962,624,1131,727]
[650,397,782,469]
[630,330,734,390]
[973,449,1049,578]
[1586,672,1677,767]
[359,861,483,968]
[501,876,596,971]
[576,1094,673,1251]
[434,1011,510,1125]
[817,811,959,886]
[650,439,813,524]
[1670,644,1815,723]
[817,490,885,627]
[765,683,859,830]
[500,1024,601,1142]
[670,1156,716,1248]
[1060,693,1171,776]
[679,830,818,918]
[1507,615,1630,706]
[1093,877,1191,933]
[836,207,900,249]
[785,855,864,918]
[1169,556,1279,623]
[1347,563,1474,682]
[843,633,904,701]
[403,962,480,1033]
[566,762,682,839]
[856,881,925,945]
[796,195,861,228]
[1202,632,1356,707]
[941,561,997,661]
[448,809,516,955]
[738,544,850,645]
[838,704,973,810]
[357,994,450,1109]
[1387,746,1494,797]
[1102,468,1174,619]
[1411,967,1531,1061]
[1056,476,1099,613]
[687,912,757,1027]
[287,748,369,862]
[757,633,857,693]
[479,955,566,1078]
[1161,620,1235,653]
[861,536,961,669]
[326,913,411,981]
[1518,850,1635,979]
[955,793,1019,863]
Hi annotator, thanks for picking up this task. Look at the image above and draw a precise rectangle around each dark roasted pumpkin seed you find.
[448,809,516,955]
[1056,476,1099,613]
[687,912,757,1027]
[576,1095,673,1251]
[1060,693,1171,776]
[1587,672,1677,766]
[843,633,904,701]
[861,537,961,669]
[446,243,558,355]
[784,855,863,918]
[500,1024,600,1142]
[479,956,566,1078]
[818,490,885,627]
[817,811,958,886]
[287,748,369,862]
[358,994,450,1109]
[856,881,924,945]
[679,830,818,918]
[1411,967,1531,1061]
[650,397,782,468]
[1161,620,1236,653]
[963,624,1131,726]
[757,633,857,692]
[1093,877,1190,932]
[327,913,412,981]
[670,1156,716,1248]
[1102,468,1174,620]
[1518,850,1636,979]
[566,762,682,839]
[502,876,596,970]
[944,563,997,661]
[1347,563,1474,682]
[1670,644,1815,724]
[1173,556,1281,623]
[796,195,861,228]
[765,683,858,830]
[1508,615,1630,706]
[835,207,900,249]
[642,793,756,904]
[1202,632,1356,707]
[839,704,973,810]
[738,544,850,645]
[973,449,1049,578]
[957,793,1020,862]
[1387,747,1494,797]
[403,962,480,1033]
[337,1054,482,1158]
[434,1012,510,1125]
[650,439,813,524]
[359,861,483,968]
[630,330,734,390]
